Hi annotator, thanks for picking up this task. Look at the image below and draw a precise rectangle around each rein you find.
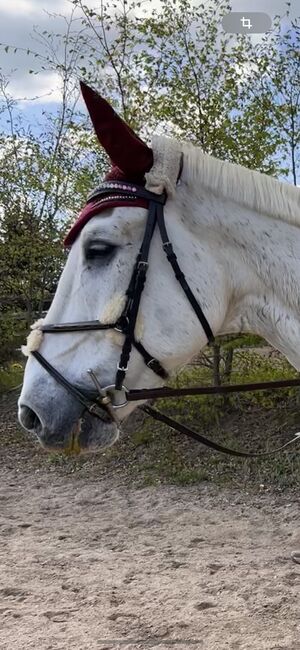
[31,181,300,459]
[127,376,300,401]
[129,380,300,459]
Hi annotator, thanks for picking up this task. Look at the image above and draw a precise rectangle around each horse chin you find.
[75,412,120,454]
[40,413,119,456]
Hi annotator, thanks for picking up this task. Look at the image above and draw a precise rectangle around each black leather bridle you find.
[31,181,300,457]
[32,182,213,416]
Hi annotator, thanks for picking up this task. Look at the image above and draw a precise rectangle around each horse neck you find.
[179,184,300,370]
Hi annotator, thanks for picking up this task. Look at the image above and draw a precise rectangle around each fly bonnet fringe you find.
[145,135,182,197]
[22,318,45,356]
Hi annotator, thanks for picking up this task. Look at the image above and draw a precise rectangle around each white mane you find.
[181,141,300,225]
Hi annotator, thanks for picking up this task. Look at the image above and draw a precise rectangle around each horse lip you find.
[38,415,118,455]
[78,411,119,453]
[37,420,83,455]
[65,420,83,455]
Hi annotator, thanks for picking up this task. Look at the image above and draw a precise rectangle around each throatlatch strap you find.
[156,208,214,344]
[133,339,168,379]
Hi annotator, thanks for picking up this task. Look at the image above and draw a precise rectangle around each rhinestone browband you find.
[87,182,139,203]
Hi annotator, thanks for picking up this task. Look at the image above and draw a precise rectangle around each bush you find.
[0,310,27,364]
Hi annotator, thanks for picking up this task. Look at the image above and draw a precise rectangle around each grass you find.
[123,352,300,490]
[0,362,24,393]
[1,351,300,491]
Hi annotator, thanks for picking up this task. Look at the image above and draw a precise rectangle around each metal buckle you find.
[162,241,172,252]
[137,260,149,270]
[117,363,128,372]
[147,358,157,370]
[114,316,128,333]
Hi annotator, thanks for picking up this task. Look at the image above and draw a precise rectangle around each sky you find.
[0,0,300,154]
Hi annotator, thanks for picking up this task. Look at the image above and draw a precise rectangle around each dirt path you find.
[0,464,299,650]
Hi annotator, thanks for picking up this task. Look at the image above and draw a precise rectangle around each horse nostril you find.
[19,405,43,435]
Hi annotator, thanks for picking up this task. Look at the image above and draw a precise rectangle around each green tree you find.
[0,70,107,361]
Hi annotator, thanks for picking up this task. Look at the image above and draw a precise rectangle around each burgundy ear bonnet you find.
[64,82,153,246]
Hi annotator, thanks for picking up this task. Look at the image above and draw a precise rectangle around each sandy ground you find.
[0,464,299,650]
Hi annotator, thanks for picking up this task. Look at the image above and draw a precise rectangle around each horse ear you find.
[80,81,153,179]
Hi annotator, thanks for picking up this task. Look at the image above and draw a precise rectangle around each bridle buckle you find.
[147,358,157,370]
[137,260,149,271]
[117,363,128,372]
[114,315,129,334]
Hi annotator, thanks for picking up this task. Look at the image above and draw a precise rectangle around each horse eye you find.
[85,242,116,260]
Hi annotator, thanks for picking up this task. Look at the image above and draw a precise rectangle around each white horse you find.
[18,82,300,454]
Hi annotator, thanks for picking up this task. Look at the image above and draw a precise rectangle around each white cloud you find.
[0,1,71,103]
[0,0,66,15]
[0,0,36,14]
[9,70,63,104]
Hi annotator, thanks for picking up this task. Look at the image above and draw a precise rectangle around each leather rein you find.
[31,182,300,458]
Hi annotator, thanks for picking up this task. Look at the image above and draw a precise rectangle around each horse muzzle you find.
[18,395,119,455]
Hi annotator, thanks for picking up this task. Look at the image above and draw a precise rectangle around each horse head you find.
[18,82,300,453]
